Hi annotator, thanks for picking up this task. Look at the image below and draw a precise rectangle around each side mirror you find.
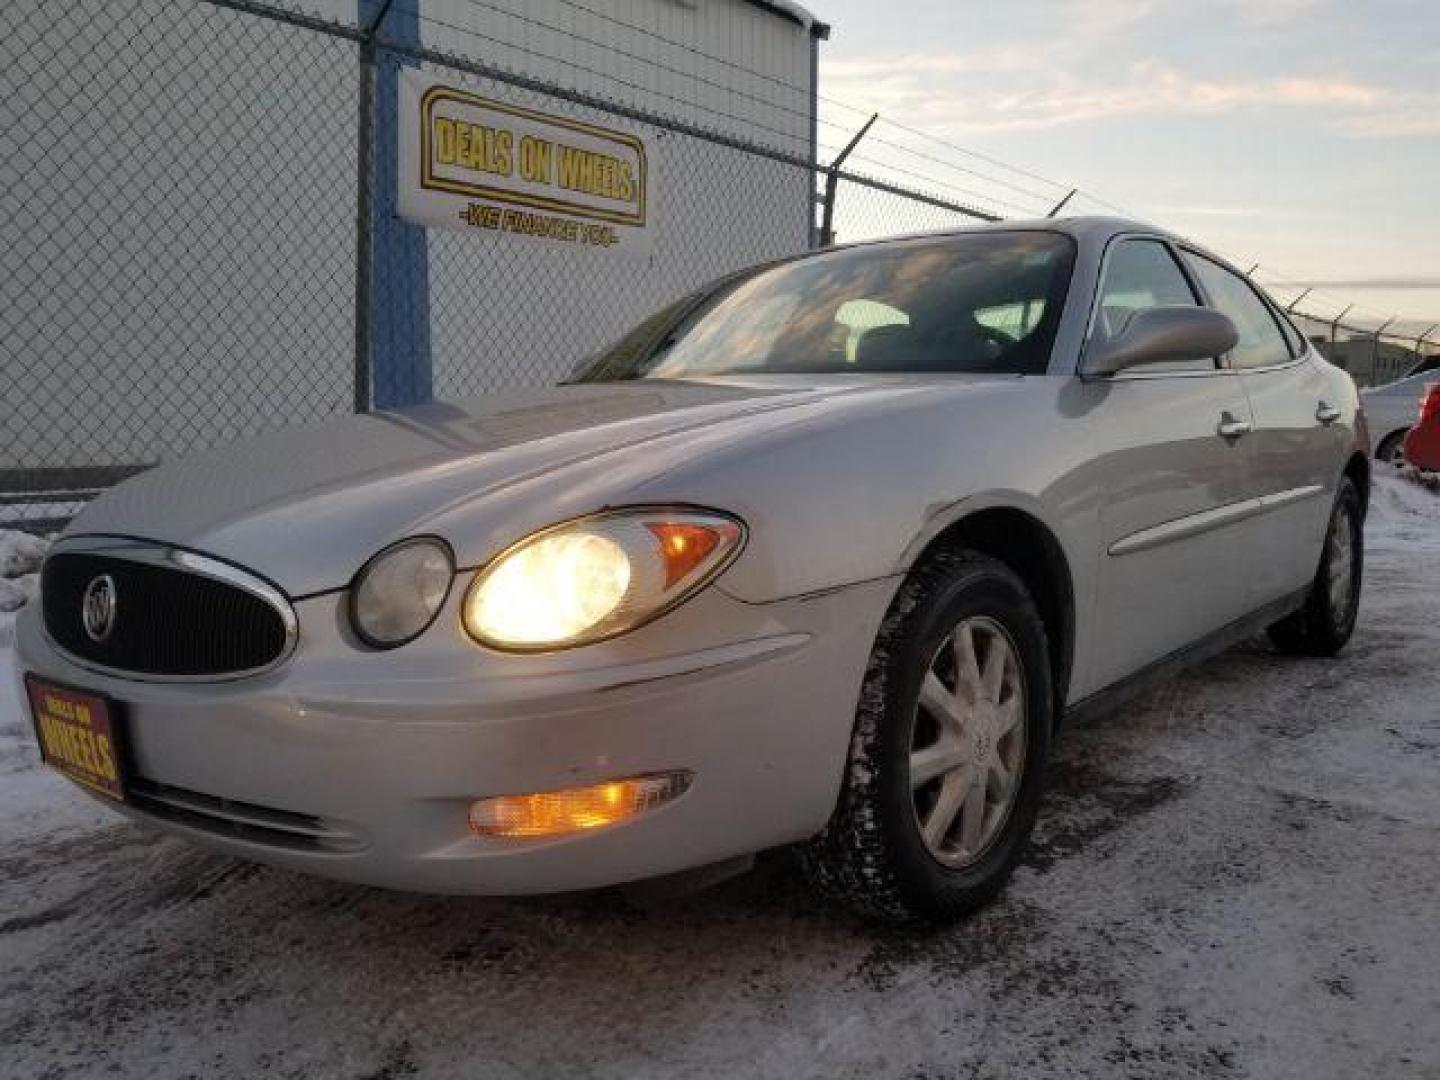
[1083,306,1239,377]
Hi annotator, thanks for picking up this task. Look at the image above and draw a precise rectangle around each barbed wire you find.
[815,96,1434,350]
[838,151,1049,218]
[821,93,1075,196]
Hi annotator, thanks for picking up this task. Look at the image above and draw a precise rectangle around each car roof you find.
[825,215,1245,280]
[836,215,1162,249]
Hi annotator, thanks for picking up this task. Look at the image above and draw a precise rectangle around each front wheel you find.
[800,550,1053,923]
[1268,477,1363,657]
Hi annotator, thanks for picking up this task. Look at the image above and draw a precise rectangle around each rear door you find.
[1180,251,1341,607]
[1085,237,1258,690]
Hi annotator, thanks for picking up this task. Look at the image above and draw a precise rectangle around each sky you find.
[809,0,1440,335]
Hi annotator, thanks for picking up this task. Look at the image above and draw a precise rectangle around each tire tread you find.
[1268,477,1362,657]
[799,548,1050,923]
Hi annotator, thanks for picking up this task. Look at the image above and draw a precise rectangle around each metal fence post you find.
[356,1,431,412]
[1415,324,1437,364]
[1372,317,1396,381]
[1331,304,1353,349]
[352,13,380,413]
[807,25,821,249]
[818,113,877,248]
[1046,189,1077,218]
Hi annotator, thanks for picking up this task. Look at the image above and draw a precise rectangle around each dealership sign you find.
[398,72,652,255]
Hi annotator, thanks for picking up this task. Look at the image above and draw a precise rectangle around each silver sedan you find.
[16,218,1369,922]
[1362,354,1440,463]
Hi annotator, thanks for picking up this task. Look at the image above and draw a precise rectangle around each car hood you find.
[67,379,895,595]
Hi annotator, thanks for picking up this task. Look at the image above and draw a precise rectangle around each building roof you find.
[744,0,831,38]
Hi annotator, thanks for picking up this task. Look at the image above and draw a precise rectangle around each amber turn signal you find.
[468,772,693,839]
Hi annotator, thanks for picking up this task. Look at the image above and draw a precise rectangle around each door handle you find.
[1316,401,1341,425]
[1217,412,1252,439]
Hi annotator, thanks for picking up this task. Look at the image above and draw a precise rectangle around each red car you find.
[1402,382,1440,470]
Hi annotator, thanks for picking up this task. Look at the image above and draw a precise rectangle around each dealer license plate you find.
[25,674,128,802]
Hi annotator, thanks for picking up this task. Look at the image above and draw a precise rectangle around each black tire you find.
[1375,430,1407,465]
[800,549,1053,924]
[1268,476,1363,657]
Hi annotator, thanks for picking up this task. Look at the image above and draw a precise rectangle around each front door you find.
[1083,237,1258,691]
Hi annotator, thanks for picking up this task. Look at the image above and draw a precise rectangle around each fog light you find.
[468,772,692,839]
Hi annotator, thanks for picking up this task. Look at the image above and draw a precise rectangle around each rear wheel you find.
[800,550,1052,923]
[1375,430,1407,465]
[1268,477,1363,657]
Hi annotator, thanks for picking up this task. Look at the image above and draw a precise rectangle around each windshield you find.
[575,231,1076,382]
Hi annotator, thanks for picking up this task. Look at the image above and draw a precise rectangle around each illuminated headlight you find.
[462,508,745,650]
[349,537,455,648]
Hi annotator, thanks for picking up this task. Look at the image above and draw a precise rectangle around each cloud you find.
[823,54,1424,136]
[1300,277,1440,290]
[823,48,1050,79]
[1147,205,1266,218]
[1335,107,1440,137]
[820,0,1432,140]
[1223,0,1327,25]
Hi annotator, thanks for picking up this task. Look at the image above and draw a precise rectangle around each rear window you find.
[1404,354,1440,379]
[1275,309,1308,357]
[1182,252,1294,371]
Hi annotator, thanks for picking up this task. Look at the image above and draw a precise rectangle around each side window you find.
[1094,240,1211,372]
[1181,253,1293,370]
[1276,309,1307,358]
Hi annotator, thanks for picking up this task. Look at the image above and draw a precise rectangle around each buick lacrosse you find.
[17,218,1369,922]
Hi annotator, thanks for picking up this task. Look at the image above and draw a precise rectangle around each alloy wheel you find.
[909,615,1027,869]
[1327,502,1356,621]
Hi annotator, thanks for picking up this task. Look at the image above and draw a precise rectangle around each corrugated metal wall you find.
[379,0,820,398]
[0,0,361,473]
[415,0,814,155]
[2,0,819,494]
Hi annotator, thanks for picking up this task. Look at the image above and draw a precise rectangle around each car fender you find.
[619,378,1104,616]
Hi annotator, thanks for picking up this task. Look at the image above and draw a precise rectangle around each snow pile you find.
[1400,463,1440,492]
[0,470,1436,1078]
[1369,465,1440,554]
[0,529,49,614]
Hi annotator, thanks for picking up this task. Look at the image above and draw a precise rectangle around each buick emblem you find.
[81,574,117,643]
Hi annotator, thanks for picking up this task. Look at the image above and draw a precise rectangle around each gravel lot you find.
[2,471,1437,1080]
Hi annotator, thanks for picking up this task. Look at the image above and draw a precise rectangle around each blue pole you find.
[367,2,431,410]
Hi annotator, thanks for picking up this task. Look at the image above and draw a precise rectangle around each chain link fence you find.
[9,0,1420,534]
[826,173,996,247]
[1269,301,1436,388]
[1,0,363,530]
[2,0,843,531]
[403,58,814,399]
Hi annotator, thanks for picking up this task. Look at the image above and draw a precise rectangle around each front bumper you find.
[14,577,892,894]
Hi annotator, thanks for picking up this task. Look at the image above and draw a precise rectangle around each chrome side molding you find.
[1110,485,1324,557]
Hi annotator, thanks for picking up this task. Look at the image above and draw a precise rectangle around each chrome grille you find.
[41,538,296,680]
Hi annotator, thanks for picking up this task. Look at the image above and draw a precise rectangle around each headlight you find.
[349,537,455,648]
[462,508,745,650]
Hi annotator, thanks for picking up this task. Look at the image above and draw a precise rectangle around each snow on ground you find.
[1,472,1437,1079]
[0,529,47,615]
